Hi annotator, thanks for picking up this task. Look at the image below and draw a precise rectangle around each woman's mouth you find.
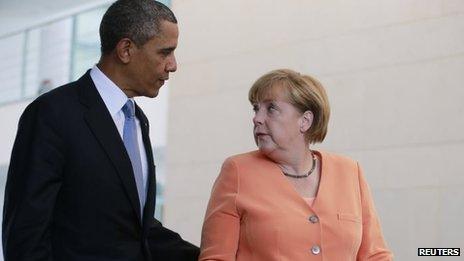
[255,132,269,137]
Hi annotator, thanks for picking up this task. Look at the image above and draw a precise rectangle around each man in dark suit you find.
[2,0,199,260]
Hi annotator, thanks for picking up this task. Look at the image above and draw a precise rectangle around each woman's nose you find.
[253,110,264,125]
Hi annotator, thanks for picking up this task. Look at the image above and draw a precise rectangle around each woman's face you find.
[252,87,307,157]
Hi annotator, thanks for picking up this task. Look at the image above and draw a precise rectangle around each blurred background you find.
[0,0,463,260]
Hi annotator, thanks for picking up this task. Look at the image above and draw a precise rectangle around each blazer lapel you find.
[77,71,142,224]
[135,104,157,229]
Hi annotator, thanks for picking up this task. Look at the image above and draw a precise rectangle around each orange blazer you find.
[199,150,393,261]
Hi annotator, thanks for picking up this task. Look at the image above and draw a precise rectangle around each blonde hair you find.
[248,69,330,144]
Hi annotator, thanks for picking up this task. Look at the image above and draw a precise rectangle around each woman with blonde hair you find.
[199,69,392,260]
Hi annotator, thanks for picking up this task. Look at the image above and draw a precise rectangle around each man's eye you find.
[160,50,172,56]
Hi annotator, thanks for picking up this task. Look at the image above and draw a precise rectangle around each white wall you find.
[164,0,464,260]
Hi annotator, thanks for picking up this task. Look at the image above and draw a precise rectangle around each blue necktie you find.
[122,100,146,212]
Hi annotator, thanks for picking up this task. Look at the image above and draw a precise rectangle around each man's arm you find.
[2,99,65,261]
[148,218,200,261]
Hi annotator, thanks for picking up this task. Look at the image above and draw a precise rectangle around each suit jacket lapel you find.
[135,104,157,229]
[77,71,142,224]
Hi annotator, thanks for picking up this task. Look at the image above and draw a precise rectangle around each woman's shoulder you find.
[215,151,270,185]
[226,150,265,163]
[227,150,260,160]
[317,149,359,170]
[317,150,363,184]
[225,150,270,166]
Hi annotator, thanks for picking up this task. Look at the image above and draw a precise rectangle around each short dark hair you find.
[99,0,177,55]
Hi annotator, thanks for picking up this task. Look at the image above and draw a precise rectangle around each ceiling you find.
[0,0,113,36]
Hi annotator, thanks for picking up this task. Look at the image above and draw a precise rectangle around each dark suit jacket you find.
[2,71,199,261]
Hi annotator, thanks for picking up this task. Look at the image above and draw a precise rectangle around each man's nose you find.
[166,55,177,72]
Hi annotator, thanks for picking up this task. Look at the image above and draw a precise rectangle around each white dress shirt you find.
[90,65,148,194]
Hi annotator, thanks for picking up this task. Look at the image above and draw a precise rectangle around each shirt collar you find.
[90,65,132,116]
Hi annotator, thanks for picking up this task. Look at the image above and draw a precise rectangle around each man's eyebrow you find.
[160,46,176,52]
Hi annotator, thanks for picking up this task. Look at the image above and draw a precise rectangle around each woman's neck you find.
[271,147,314,176]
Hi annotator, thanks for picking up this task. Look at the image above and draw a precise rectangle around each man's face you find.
[126,20,178,98]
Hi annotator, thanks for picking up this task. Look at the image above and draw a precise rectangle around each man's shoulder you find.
[37,80,80,103]
[32,71,95,109]
[23,77,85,119]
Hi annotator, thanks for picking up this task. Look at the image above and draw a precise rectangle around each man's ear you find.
[115,38,135,64]
[300,110,314,133]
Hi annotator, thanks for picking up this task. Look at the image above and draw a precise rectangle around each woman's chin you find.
[257,145,275,156]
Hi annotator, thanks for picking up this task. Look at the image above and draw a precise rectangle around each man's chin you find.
[146,88,160,98]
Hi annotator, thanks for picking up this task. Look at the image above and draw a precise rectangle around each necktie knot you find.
[122,100,135,119]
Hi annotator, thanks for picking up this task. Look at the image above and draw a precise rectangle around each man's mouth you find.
[158,77,169,84]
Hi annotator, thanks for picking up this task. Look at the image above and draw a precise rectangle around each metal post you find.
[69,15,77,82]
[20,30,29,99]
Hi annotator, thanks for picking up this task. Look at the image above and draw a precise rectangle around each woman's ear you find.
[300,110,314,133]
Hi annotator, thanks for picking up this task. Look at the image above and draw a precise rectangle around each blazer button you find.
[311,245,321,255]
[309,215,319,223]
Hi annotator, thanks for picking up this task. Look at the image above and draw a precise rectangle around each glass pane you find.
[160,0,171,6]
[35,18,73,95]
[0,33,24,103]
[23,29,41,98]
[71,6,107,81]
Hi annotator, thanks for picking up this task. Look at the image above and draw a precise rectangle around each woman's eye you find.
[252,105,259,112]
[268,104,277,112]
